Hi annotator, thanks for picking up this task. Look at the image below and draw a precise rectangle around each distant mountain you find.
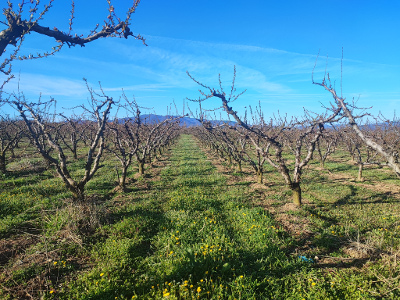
[140,114,201,127]
[118,114,235,127]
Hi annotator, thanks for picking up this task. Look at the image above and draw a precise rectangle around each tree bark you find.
[357,164,363,181]
[256,169,263,184]
[138,160,145,175]
[72,139,78,159]
[291,182,302,206]
[236,161,242,172]
[69,183,85,203]
[0,154,6,174]
[119,165,129,190]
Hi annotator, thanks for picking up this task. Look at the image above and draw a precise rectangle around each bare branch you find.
[1,0,146,76]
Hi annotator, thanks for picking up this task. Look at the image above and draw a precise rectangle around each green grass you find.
[1,135,400,299]
[62,135,302,299]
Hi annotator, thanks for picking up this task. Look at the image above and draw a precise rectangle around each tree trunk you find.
[291,182,302,206]
[0,154,6,174]
[72,143,78,159]
[236,161,242,172]
[119,165,128,191]
[357,163,363,181]
[138,160,145,175]
[317,142,324,168]
[70,184,85,202]
[256,169,263,184]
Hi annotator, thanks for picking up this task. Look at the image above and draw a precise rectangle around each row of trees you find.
[0,0,170,204]
[187,66,400,206]
[0,86,182,202]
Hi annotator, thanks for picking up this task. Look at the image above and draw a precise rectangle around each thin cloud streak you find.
[4,73,87,98]
[102,83,174,93]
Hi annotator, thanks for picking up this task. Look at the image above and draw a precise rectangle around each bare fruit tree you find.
[0,114,22,174]
[134,114,182,176]
[7,80,113,202]
[188,67,342,206]
[313,61,400,178]
[57,114,88,160]
[107,94,182,191]
[106,96,141,192]
[191,117,268,184]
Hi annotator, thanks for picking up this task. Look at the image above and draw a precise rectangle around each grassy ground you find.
[0,134,399,299]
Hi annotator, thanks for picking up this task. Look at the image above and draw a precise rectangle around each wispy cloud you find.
[4,73,87,98]
[102,83,174,93]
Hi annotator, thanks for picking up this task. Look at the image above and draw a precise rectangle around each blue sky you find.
[1,0,400,120]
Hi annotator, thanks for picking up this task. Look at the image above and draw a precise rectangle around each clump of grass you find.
[43,199,108,247]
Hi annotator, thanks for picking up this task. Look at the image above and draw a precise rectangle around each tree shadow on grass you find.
[0,172,52,190]
[332,184,358,206]
[327,163,356,173]
[333,184,399,206]
[227,181,253,188]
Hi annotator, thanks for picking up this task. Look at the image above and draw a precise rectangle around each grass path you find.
[66,134,300,299]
